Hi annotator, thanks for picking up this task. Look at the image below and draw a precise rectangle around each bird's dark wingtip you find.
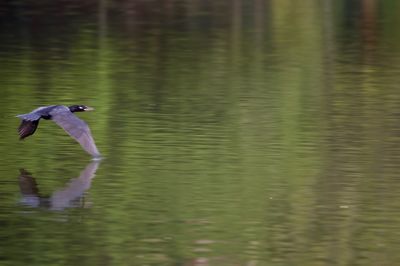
[17,119,39,140]
[18,131,26,140]
[19,168,32,175]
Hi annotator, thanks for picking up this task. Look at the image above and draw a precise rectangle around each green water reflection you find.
[1,1,400,265]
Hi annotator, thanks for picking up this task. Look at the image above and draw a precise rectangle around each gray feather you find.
[17,113,42,121]
[17,106,57,121]
[51,109,101,157]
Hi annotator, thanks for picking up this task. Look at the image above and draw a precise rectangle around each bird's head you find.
[68,105,94,113]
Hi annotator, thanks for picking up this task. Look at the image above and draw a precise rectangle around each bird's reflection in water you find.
[18,161,100,211]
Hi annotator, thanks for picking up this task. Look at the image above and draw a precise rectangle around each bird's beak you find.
[84,106,94,111]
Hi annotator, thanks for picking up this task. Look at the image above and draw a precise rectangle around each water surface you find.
[1,1,400,265]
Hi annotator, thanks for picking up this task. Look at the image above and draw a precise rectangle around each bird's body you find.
[17,105,101,158]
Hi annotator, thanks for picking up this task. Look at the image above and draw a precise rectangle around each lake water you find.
[1,1,400,265]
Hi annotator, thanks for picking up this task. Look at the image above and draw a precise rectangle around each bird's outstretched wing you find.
[18,169,39,196]
[18,120,39,140]
[17,105,56,139]
[51,111,101,157]
[18,169,41,207]
[50,161,100,210]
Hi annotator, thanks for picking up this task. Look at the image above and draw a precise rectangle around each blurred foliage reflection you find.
[0,1,400,265]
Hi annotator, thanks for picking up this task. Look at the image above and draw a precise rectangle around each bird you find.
[18,161,101,210]
[16,105,101,158]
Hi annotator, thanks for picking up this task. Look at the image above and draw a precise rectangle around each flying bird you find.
[18,161,101,210]
[17,105,101,158]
